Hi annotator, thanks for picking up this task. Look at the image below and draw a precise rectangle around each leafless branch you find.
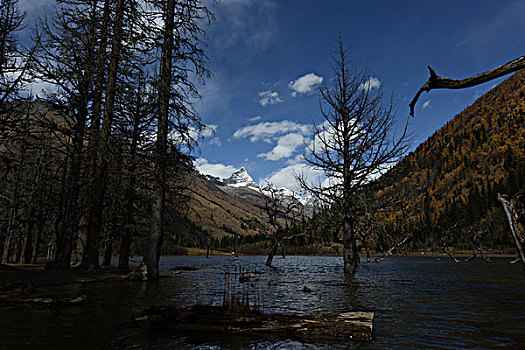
[410,55,525,116]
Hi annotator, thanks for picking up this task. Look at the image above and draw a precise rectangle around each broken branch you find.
[410,56,525,116]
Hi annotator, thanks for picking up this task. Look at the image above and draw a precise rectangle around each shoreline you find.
[177,248,518,259]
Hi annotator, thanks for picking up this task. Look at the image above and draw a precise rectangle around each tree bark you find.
[342,214,358,273]
[118,84,141,270]
[102,234,113,266]
[265,238,279,267]
[21,150,44,264]
[48,107,87,270]
[145,0,176,280]
[2,161,21,264]
[410,56,525,116]
[498,193,525,272]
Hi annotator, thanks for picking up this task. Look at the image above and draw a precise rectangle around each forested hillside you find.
[172,170,270,248]
[379,71,525,251]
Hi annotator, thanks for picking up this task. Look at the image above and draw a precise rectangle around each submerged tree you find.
[300,40,409,274]
[138,0,211,280]
[261,183,303,267]
[30,0,106,269]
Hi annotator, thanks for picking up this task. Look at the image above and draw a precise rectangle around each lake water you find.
[1,256,524,349]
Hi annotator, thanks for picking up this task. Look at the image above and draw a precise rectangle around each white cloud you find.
[288,73,323,97]
[260,163,324,193]
[258,90,283,106]
[233,120,311,142]
[257,133,305,161]
[195,158,237,179]
[170,124,217,144]
[358,77,381,91]
[202,124,217,137]
[209,137,222,147]
[421,100,431,110]
[248,115,261,122]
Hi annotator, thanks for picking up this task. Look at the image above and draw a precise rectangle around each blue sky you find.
[20,0,525,191]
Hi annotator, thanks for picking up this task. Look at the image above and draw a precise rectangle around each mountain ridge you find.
[378,71,525,251]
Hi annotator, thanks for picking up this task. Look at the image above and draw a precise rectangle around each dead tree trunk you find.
[410,56,525,116]
[265,238,279,267]
[145,0,176,280]
[342,214,358,273]
[2,164,21,264]
[102,232,113,266]
[85,0,125,272]
[118,84,141,270]
[48,109,87,270]
[498,193,525,272]
[374,233,413,262]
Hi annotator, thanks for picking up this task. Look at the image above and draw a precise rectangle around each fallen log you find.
[0,294,86,308]
[498,193,525,272]
[172,266,199,271]
[134,305,374,341]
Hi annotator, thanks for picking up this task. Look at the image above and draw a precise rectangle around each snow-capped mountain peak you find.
[201,167,315,213]
[223,167,259,191]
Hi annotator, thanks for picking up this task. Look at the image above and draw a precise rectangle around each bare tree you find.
[300,40,409,274]
[141,0,211,280]
[261,183,303,267]
[0,0,28,110]
[30,0,106,269]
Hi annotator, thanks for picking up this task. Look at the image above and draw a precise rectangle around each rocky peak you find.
[223,167,259,190]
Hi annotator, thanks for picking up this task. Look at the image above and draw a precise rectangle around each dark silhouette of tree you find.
[130,0,212,280]
[410,56,525,116]
[300,40,409,274]
[30,0,106,269]
[261,183,303,267]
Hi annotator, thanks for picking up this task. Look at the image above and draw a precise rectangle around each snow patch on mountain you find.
[201,166,316,209]
[222,167,260,192]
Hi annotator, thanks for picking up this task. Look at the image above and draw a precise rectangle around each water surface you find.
[1,256,524,349]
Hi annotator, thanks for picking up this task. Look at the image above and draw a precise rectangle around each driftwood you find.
[0,294,86,308]
[442,245,460,263]
[410,56,525,116]
[172,266,199,271]
[372,233,413,262]
[464,245,491,263]
[498,193,525,272]
[126,260,148,281]
[134,305,374,341]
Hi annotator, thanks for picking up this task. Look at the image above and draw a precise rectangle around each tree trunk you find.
[118,85,140,271]
[83,0,118,272]
[498,193,525,272]
[102,234,113,266]
[48,108,87,270]
[92,0,125,270]
[21,214,35,264]
[342,214,359,274]
[21,153,44,264]
[145,0,175,280]
[31,206,44,264]
[2,183,19,264]
[265,238,279,267]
